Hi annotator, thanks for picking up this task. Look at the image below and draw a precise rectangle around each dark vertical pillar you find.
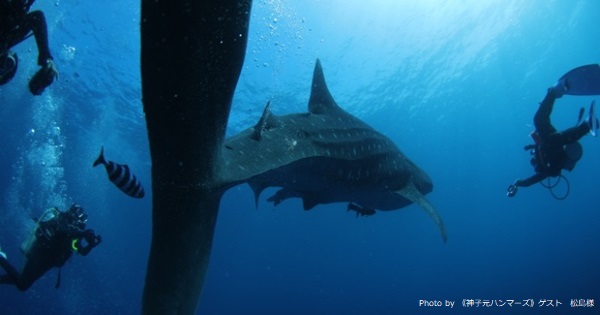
[140,1,252,313]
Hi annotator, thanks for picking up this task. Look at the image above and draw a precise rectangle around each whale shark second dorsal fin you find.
[308,59,340,115]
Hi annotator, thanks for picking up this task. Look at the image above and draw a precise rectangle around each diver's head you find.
[563,142,583,171]
[0,51,18,85]
[65,204,88,229]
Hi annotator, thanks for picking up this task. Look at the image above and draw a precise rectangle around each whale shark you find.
[219,60,446,244]
[140,0,444,313]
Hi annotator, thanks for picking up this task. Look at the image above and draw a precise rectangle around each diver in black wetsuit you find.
[0,0,58,94]
[0,204,101,291]
[507,80,597,197]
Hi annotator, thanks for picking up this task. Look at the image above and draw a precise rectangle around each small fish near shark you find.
[219,59,447,243]
[347,202,376,217]
[93,146,145,198]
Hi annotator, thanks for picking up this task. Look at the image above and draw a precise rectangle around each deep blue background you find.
[1,1,599,314]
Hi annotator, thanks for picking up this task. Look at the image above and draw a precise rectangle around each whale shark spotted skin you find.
[219,59,447,243]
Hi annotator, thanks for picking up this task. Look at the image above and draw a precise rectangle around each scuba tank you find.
[20,208,61,256]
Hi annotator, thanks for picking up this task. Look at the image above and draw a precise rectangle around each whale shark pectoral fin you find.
[302,195,320,211]
[396,183,447,243]
[248,180,268,208]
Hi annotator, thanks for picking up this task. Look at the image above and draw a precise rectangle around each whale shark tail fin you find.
[396,182,447,243]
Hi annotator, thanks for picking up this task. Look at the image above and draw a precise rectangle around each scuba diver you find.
[507,78,598,198]
[0,0,58,95]
[0,204,101,291]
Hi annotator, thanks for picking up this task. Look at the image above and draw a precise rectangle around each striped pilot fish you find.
[93,146,145,198]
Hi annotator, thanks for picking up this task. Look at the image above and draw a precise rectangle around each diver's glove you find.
[83,229,102,247]
[506,184,518,197]
[551,78,568,98]
[29,58,58,95]
[93,234,102,246]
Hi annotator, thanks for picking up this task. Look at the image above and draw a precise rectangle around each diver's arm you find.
[515,173,547,187]
[0,254,21,285]
[507,173,549,197]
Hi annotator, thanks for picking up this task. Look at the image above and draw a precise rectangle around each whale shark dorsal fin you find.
[308,59,340,114]
[252,100,280,141]
[396,182,447,243]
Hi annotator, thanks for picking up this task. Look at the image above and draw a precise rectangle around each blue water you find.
[1,1,599,314]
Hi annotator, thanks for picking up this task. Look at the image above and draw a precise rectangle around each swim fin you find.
[0,51,18,85]
[576,107,585,124]
[29,59,58,95]
[587,100,598,137]
[558,64,600,96]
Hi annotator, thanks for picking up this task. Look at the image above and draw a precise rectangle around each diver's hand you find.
[94,234,102,246]
[507,184,518,197]
[83,229,101,247]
